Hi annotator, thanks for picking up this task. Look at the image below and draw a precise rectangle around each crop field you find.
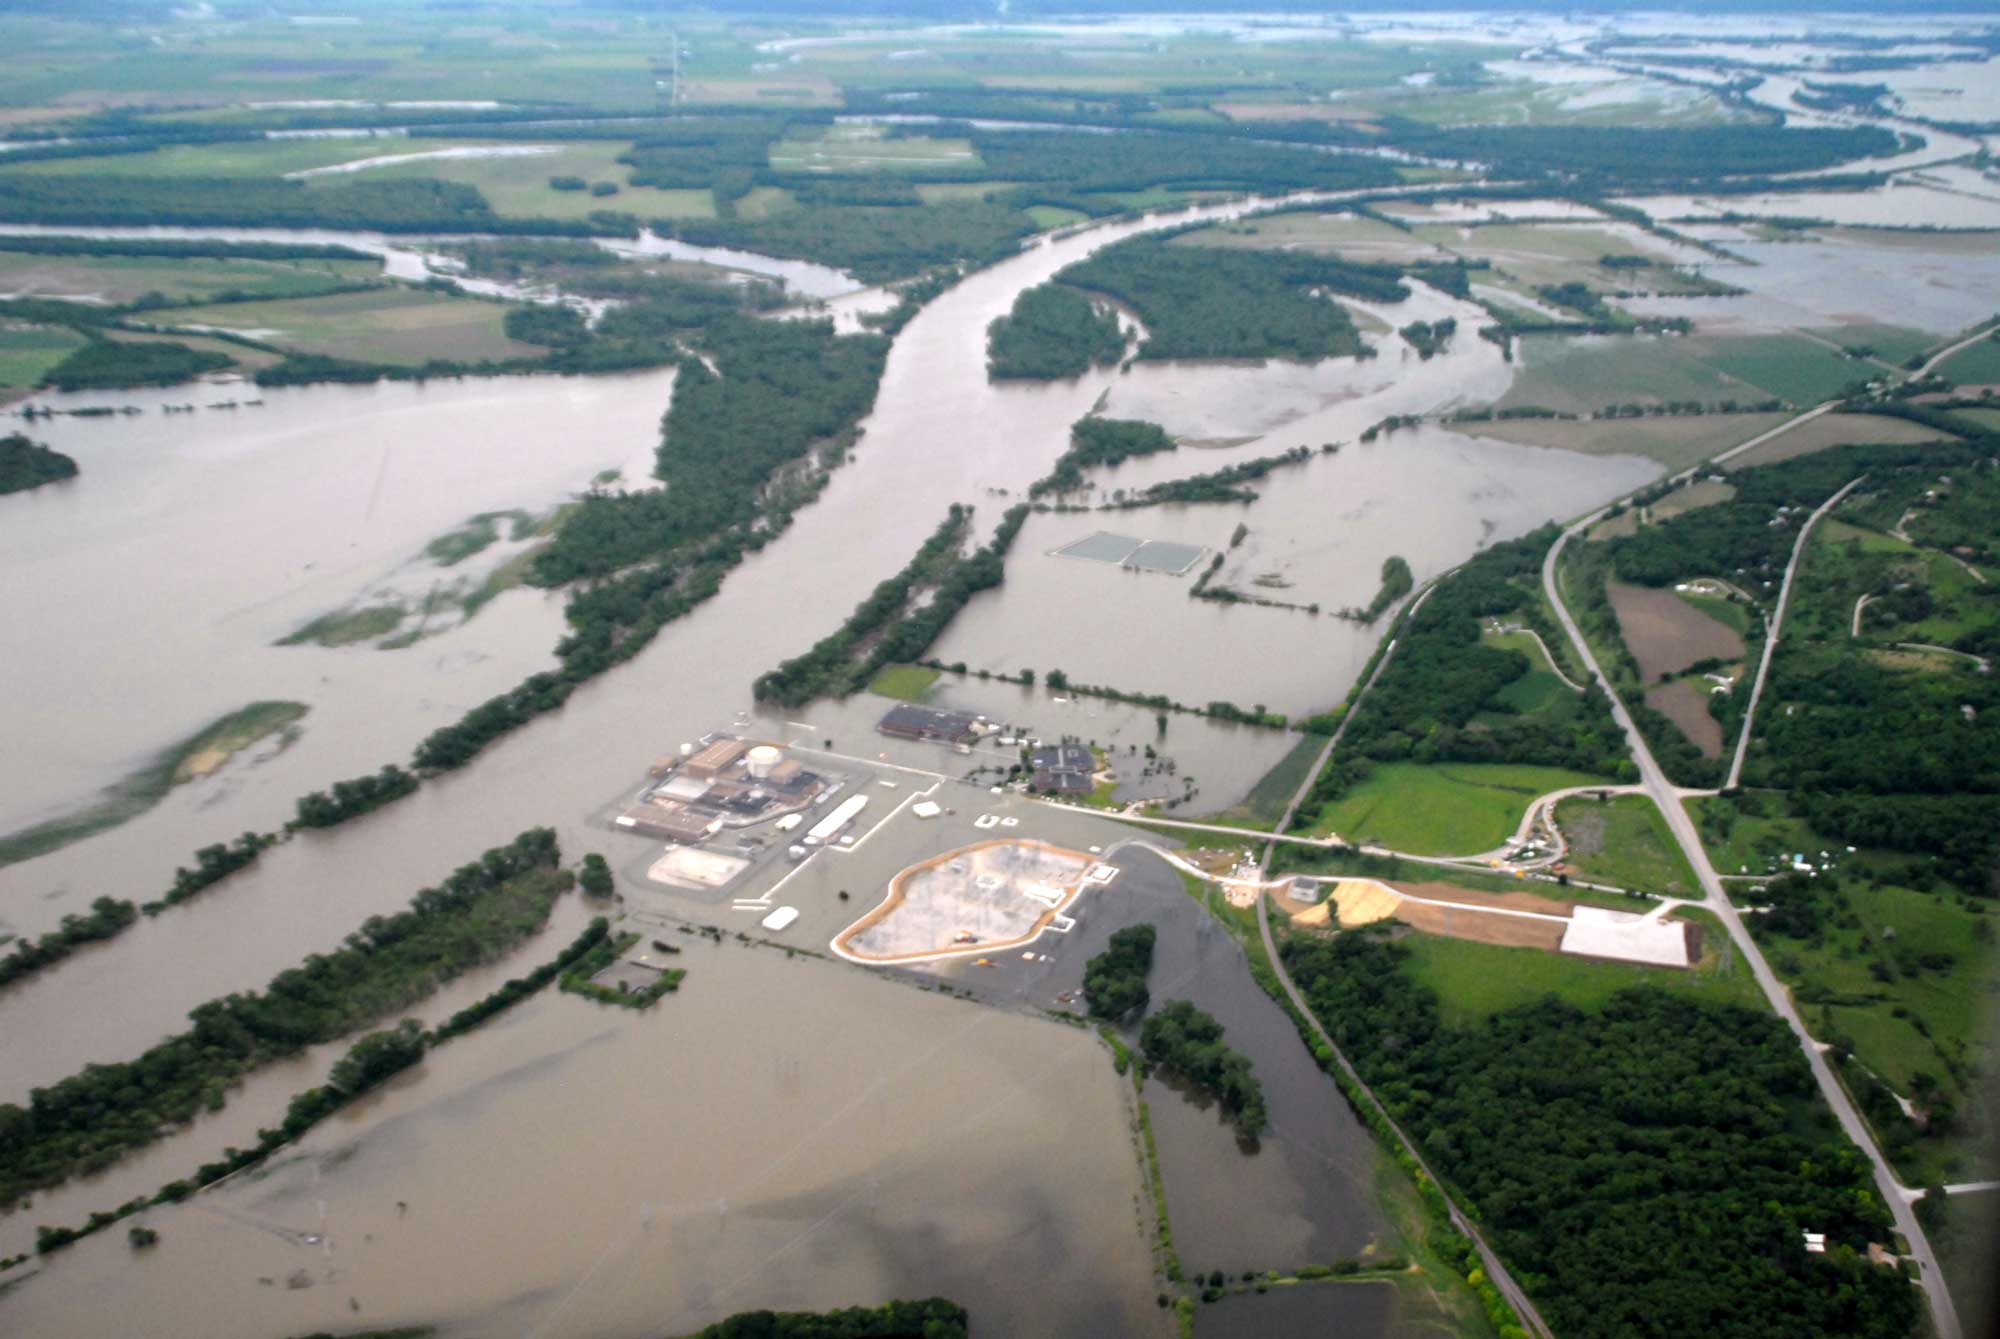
[1648,477,1736,520]
[1204,733,1326,832]
[1690,334,1870,404]
[1676,589,1750,634]
[865,664,940,702]
[0,251,378,304]
[1304,762,1606,855]
[1608,579,1744,681]
[1398,912,1761,1027]
[1411,220,1694,293]
[1499,334,1867,416]
[169,287,539,366]
[1937,335,2000,385]
[1722,410,1958,470]
[0,137,414,179]
[344,142,646,220]
[1805,322,1937,366]
[1451,410,1789,470]
[0,322,86,388]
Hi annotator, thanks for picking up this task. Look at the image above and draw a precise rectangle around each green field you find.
[1398,911,1764,1027]
[1759,882,1998,1183]
[0,251,378,305]
[866,663,940,702]
[1304,762,1606,855]
[1936,335,2000,386]
[1554,793,1701,896]
[1498,334,1863,416]
[1691,334,1868,404]
[1946,406,2000,434]
[1025,205,1087,231]
[170,287,540,366]
[768,125,979,174]
[351,142,646,221]
[1804,323,1936,366]
[0,322,87,388]
[0,137,416,178]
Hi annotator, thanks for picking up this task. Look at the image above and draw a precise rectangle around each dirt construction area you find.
[1609,579,1745,681]
[835,838,1100,964]
[1645,678,1726,756]
[1285,878,1573,952]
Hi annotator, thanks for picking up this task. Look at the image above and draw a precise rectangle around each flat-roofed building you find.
[877,703,979,745]
[682,737,749,780]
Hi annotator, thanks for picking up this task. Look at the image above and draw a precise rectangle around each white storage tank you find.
[745,744,783,779]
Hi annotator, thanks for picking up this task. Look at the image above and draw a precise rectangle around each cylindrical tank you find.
[745,744,782,779]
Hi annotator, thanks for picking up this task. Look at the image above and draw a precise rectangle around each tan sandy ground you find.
[835,838,1092,963]
[1645,677,1727,757]
[1723,411,1956,471]
[1609,579,1745,681]
[1287,878,1402,928]
[1389,881,1577,917]
[1288,878,1573,951]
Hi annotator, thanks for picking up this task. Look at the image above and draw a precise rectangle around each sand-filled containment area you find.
[834,838,1110,964]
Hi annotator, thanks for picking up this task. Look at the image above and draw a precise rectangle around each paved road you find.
[1916,323,1999,380]
[1724,477,1865,788]
[1543,496,1962,1339]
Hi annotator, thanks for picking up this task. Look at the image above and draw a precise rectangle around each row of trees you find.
[1031,416,1177,498]
[0,828,567,1210]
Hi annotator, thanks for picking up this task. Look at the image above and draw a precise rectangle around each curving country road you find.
[1543,487,1962,1339]
[1724,477,1866,788]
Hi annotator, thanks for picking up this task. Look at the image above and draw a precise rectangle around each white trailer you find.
[805,793,868,844]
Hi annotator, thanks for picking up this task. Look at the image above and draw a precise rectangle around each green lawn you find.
[1304,762,1606,855]
[171,287,541,366]
[1399,910,1764,1027]
[1554,793,1701,897]
[1683,791,1832,879]
[0,322,87,388]
[768,125,979,174]
[866,663,939,702]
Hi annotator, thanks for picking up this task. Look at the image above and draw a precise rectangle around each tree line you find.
[986,284,1128,381]
[0,432,77,494]
[0,828,567,1212]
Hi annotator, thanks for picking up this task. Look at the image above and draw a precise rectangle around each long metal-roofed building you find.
[877,702,982,746]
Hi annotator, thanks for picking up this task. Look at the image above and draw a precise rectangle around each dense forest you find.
[682,1299,968,1339]
[1282,930,1918,1339]
[0,828,566,1210]
[0,432,78,494]
[1054,237,1393,363]
[985,284,1128,380]
[1291,525,1632,831]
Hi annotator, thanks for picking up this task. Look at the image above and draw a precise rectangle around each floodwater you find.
[1620,228,2000,335]
[0,939,1160,1339]
[929,280,1658,719]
